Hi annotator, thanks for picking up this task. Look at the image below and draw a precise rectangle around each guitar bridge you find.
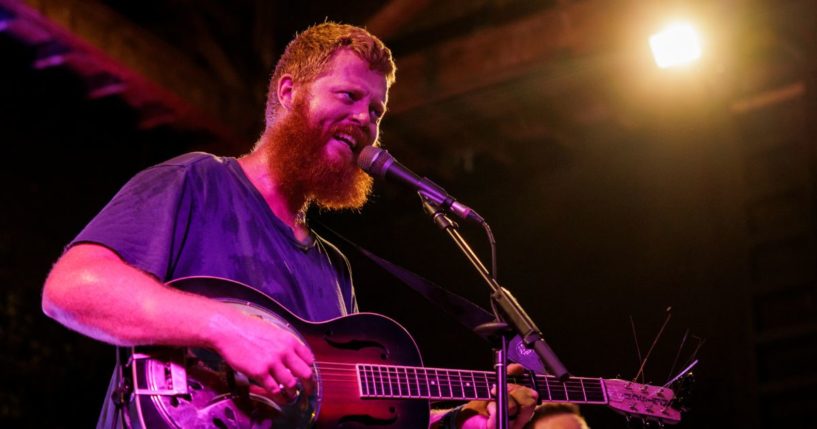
[131,352,189,396]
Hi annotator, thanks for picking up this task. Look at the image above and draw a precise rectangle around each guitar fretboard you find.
[355,364,608,404]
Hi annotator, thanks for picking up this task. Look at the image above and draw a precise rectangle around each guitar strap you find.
[112,346,134,429]
[315,223,548,375]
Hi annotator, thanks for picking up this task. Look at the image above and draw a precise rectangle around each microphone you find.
[357,146,484,224]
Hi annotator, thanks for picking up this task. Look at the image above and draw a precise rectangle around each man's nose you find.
[350,106,370,124]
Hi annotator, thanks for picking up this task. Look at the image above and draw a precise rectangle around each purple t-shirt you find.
[73,152,357,428]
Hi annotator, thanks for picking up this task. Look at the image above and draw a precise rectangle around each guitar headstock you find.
[603,379,682,425]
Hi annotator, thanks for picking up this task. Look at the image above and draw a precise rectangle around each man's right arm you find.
[42,243,313,393]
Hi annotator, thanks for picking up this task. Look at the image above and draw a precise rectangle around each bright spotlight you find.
[649,22,702,69]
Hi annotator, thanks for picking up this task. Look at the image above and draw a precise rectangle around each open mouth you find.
[333,133,356,151]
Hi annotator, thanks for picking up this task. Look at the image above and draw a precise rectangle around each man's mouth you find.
[333,132,356,151]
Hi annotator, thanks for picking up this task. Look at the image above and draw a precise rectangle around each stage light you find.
[649,22,702,69]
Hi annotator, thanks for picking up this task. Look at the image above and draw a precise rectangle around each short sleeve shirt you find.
[74,153,358,429]
[72,152,356,321]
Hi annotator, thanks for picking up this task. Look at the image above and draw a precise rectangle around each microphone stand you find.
[420,196,570,429]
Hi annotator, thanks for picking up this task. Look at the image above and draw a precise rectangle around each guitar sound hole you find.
[212,418,228,429]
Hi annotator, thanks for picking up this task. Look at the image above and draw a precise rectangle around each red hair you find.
[265,22,396,127]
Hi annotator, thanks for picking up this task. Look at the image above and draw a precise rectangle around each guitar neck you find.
[355,364,608,404]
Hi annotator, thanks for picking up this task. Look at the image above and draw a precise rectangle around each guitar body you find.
[128,276,429,429]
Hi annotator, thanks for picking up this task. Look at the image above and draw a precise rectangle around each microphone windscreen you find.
[356,146,392,179]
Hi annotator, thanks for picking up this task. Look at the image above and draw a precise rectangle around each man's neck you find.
[237,147,312,244]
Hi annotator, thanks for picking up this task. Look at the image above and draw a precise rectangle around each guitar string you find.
[315,362,597,382]
[312,378,595,401]
[314,362,599,383]
[311,370,598,397]
[314,368,595,388]
[314,368,594,387]
[305,362,602,398]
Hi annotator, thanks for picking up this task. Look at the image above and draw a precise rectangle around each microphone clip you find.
[420,194,459,231]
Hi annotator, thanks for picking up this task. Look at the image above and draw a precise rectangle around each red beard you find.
[262,96,373,211]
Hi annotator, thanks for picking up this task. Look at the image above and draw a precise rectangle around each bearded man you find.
[42,22,536,429]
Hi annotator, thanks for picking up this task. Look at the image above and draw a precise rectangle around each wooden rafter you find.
[389,1,613,114]
[0,0,256,146]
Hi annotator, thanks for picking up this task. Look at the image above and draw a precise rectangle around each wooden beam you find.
[389,1,613,114]
[365,0,432,41]
[0,0,254,146]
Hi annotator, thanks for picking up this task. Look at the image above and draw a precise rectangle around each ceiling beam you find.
[0,0,254,146]
[365,0,432,41]
[388,1,613,114]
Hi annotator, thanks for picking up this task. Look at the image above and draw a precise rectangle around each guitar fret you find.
[405,367,413,397]
[366,365,374,396]
[584,379,606,402]
[579,378,587,402]
[368,365,376,396]
[542,376,553,401]
[389,367,399,397]
[446,370,454,398]
[368,365,377,396]
[399,367,409,397]
[468,371,478,399]
[399,367,407,397]
[549,377,567,401]
[392,367,400,397]
[355,364,366,397]
[377,366,385,396]
[419,368,429,397]
[430,369,441,398]
[449,370,462,398]
[389,367,396,397]
[358,365,368,396]
[567,380,580,401]
[481,372,491,399]
[405,368,414,397]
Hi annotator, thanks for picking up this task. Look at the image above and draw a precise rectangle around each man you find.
[42,22,536,428]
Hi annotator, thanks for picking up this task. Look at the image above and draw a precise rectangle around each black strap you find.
[315,223,548,374]
[112,347,134,429]
[315,223,495,329]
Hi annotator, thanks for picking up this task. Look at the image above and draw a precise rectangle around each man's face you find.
[301,49,388,162]
[263,49,388,210]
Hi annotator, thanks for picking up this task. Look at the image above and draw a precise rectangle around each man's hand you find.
[457,363,538,429]
[210,310,315,395]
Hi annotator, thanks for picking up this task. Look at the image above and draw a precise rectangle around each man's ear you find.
[277,75,295,111]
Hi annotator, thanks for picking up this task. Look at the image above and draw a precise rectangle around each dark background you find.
[1,0,816,427]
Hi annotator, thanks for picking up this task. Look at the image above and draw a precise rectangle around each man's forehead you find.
[313,50,388,99]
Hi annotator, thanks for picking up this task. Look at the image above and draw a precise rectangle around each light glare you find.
[649,23,702,69]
